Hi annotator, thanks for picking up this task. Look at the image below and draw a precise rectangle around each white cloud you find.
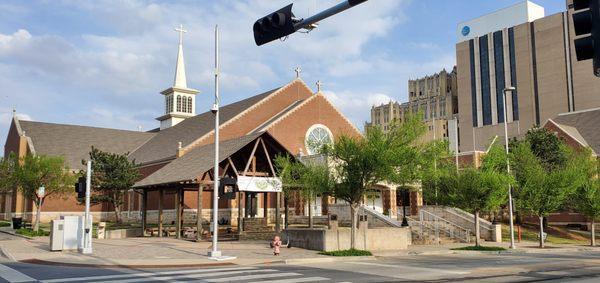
[322,90,394,128]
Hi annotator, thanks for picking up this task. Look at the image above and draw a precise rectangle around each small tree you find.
[0,153,18,194]
[572,148,600,246]
[15,155,75,232]
[511,141,583,248]
[85,147,140,223]
[324,127,397,249]
[435,144,510,246]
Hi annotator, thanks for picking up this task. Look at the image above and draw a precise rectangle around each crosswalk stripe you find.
[0,264,36,283]
[98,269,276,283]
[41,266,257,283]
[247,276,330,283]
[205,272,302,282]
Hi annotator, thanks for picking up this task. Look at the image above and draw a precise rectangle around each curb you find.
[0,245,16,262]
[18,258,237,269]
[403,247,600,256]
[0,229,33,240]
[284,256,376,264]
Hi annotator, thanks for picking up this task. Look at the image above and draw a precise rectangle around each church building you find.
[2,27,405,236]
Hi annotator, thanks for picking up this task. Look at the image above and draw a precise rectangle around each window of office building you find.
[508,28,519,121]
[469,40,478,127]
[494,31,506,123]
[479,35,492,126]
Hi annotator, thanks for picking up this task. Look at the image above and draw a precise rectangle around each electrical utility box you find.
[49,219,65,251]
[62,216,80,250]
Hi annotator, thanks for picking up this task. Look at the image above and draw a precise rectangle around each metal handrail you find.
[423,206,493,231]
[419,210,471,243]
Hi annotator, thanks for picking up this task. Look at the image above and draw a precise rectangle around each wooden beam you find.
[236,171,269,177]
[175,189,181,239]
[227,157,239,177]
[243,138,261,176]
[197,185,203,242]
[142,190,148,237]
[260,138,276,177]
[158,189,164,238]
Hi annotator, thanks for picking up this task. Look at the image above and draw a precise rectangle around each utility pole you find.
[503,87,516,250]
[82,160,92,254]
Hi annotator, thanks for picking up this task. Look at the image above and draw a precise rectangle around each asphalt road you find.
[1,251,600,282]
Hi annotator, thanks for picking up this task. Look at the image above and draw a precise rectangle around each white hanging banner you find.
[237,176,282,192]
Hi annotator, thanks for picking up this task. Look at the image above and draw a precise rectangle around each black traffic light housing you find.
[219,177,238,199]
[253,4,297,46]
[572,0,600,76]
[75,176,86,199]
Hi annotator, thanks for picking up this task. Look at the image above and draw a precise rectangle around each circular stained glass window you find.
[305,124,333,155]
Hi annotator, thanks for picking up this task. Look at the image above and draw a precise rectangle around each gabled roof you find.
[129,87,280,165]
[550,108,600,155]
[19,120,155,170]
[134,132,265,187]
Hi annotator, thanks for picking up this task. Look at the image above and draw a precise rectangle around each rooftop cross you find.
[316,80,322,92]
[175,24,187,45]
[295,67,302,78]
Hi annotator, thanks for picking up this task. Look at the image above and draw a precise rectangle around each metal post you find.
[503,87,516,250]
[82,160,92,254]
[454,118,459,172]
[294,0,368,30]
[209,25,223,259]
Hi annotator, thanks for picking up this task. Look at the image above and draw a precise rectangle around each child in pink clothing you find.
[272,236,282,256]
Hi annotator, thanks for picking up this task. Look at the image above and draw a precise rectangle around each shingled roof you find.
[551,108,600,155]
[128,87,280,165]
[19,120,155,170]
[134,132,265,187]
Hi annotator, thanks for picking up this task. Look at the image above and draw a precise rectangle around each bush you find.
[319,249,373,256]
[16,228,50,237]
[0,221,10,227]
[451,246,506,251]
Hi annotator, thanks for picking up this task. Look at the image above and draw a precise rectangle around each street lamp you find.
[502,86,516,249]
[400,187,409,227]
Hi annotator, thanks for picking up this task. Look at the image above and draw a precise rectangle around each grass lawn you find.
[319,249,373,256]
[451,246,506,251]
[16,228,50,237]
[502,224,588,245]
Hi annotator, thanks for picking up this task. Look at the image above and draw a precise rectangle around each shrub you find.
[319,249,373,256]
[0,221,10,227]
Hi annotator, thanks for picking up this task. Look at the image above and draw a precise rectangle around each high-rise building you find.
[456,0,600,152]
[366,68,458,143]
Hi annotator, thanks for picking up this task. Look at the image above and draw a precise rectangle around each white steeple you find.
[156,24,200,130]
[174,24,187,88]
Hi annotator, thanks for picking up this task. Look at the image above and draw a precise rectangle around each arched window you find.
[169,95,173,112]
[177,95,182,112]
[182,96,187,113]
[187,97,193,113]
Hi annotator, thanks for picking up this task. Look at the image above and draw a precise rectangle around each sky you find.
[0,0,566,153]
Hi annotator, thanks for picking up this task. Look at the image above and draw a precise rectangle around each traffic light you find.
[572,0,600,76]
[253,4,297,46]
[75,176,86,199]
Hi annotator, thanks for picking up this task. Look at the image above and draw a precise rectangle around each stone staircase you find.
[238,218,278,241]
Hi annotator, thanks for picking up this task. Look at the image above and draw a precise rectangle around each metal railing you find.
[418,210,471,243]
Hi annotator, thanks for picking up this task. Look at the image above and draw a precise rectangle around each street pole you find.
[503,87,516,250]
[209,25,222,259]
[454,118,459,172]
[82,160,92,254]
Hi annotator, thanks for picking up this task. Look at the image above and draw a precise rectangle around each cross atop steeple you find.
[175,24,187,45]
[294,66,302,78]
[316,80,322,92]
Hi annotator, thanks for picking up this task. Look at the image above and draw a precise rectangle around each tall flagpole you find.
[209,25,222,258]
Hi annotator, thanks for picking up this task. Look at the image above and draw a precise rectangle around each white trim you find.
[545,119,594,155]
[557,107,600,116]
[305,124,334,155]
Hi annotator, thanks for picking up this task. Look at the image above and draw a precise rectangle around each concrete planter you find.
[102,228,143,239]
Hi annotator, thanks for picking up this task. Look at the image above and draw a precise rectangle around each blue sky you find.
[0,0,565,151]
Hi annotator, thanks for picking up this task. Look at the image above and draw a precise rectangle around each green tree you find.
[15,155,75,232]
[524,127,568,171]
[435,144,510,246]
[274,154,332,228]
[85,147,140,223]
[325,130,390,249]
[0,153,18,194]
[572,148,600,246]
[511,141,584,248]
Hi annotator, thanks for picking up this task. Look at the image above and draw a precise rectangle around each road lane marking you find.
[0,264,36,283]
[247,277,330,283]
[98,269,276,283]
[205,272,302,282]
[348,261,470,274]
[41,266,257,282]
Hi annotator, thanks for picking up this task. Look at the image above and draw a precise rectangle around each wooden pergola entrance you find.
[134,132,291,240]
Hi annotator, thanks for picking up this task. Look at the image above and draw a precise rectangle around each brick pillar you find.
[410,190,423,216]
